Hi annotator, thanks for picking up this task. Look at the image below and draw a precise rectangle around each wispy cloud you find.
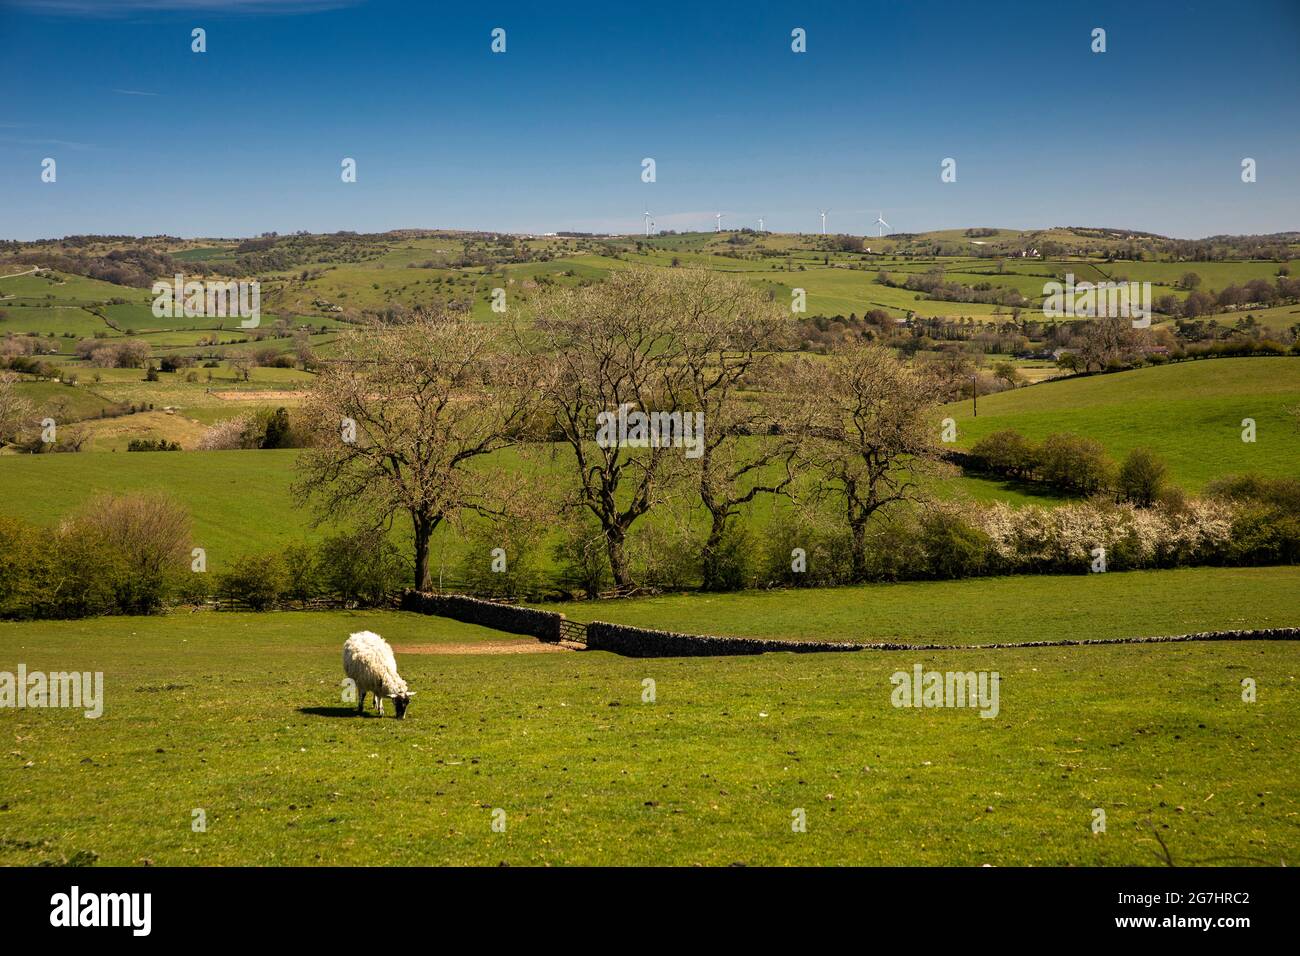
[112,88,160,96]
[0,136,101,151]
[10,0,361,15]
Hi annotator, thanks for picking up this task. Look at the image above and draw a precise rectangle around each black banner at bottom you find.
[0,865,1291,942]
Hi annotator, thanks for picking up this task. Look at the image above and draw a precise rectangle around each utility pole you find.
[972,373,978,417]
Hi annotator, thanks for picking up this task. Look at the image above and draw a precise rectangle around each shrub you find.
[457,516,546,600]
[759,508,854,587]
[1225,505,1300,566]
[1037,433,1114,495]
[918,508,991,578]
[158,355,195,373]
[970,429,1039,479]
[1207,474,1300,512]
[317,529,407,606]
[0,516,55,619]
[196,415,254,451]
[551,511,612,599]
[60,492,191,614]
[1117,447,1168,507]
[127,438,181,452]
[861,511,923,582]
[45,530,122,618]
[217,553,288,611]
[281,543,320,606]
[173,568,211,606]
[977,498,1235,575]
[260,407,296,449]
[628,520,697,592]
[700,520,755,592]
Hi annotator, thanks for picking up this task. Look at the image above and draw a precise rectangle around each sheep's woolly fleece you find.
[343,631,409,700]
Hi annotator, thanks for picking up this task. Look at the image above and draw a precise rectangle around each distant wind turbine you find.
[715,212,723,232]
[819,209,829,235]
[644,210,654,237]
[758,217,764,232]
[875,212,890,237]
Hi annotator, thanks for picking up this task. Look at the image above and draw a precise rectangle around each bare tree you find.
[782,342,943,581]
[295,308,533,591]
[669,271,797,588]
[293,328,315,369]
[0,371,32,446]
[530,270,692,591]
[1076,315,1145,372]
[228,353,254,382]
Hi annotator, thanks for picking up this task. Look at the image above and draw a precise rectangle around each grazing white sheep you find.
[343,631,413,719]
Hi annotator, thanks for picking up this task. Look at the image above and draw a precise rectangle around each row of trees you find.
[969,430,1171,504]
[293,270,948,593]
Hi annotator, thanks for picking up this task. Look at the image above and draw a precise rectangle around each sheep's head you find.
[393,691,413,719]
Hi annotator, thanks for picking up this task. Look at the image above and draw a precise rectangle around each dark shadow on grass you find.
[956,466,1077,502]
[986,477,1074,501]
[298,706,363,718]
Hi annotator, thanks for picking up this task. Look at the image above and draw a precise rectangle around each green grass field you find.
[0,449,309,562]
[1,600,1294,865]
[11,380,119,421]
[946,358,1300,490]
[0,305,108,339]
[549,566,1300,642]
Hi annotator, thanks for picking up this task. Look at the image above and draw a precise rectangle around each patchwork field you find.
[1,605,1294,866]
[3,236,1298,870]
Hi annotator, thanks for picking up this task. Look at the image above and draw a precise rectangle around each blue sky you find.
[1,0,1297,240]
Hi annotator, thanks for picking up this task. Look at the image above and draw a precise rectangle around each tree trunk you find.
[605,525,631,590]
[412,513,434,592]
[701,509,730,591]
[849,515,868,583]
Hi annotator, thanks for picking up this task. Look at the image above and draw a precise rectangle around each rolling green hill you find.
[945,358,1300,490]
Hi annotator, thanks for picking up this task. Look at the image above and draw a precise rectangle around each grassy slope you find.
[551,567,1300,643]
[13,380,118,420]
[946,358,1300,490]
[0,443,1053,573]
[0,450,309,562]
[0,608,1294,865]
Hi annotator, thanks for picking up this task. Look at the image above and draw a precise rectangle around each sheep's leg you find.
[357,690,366,715]
[376,696,384,716]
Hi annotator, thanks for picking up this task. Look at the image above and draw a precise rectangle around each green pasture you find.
[12,380,119,421]
[0,306,108,339]
[551,566,1300,643]
[0,271,151,306]
[946,357,1300,490]
[0,605,1294,865]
